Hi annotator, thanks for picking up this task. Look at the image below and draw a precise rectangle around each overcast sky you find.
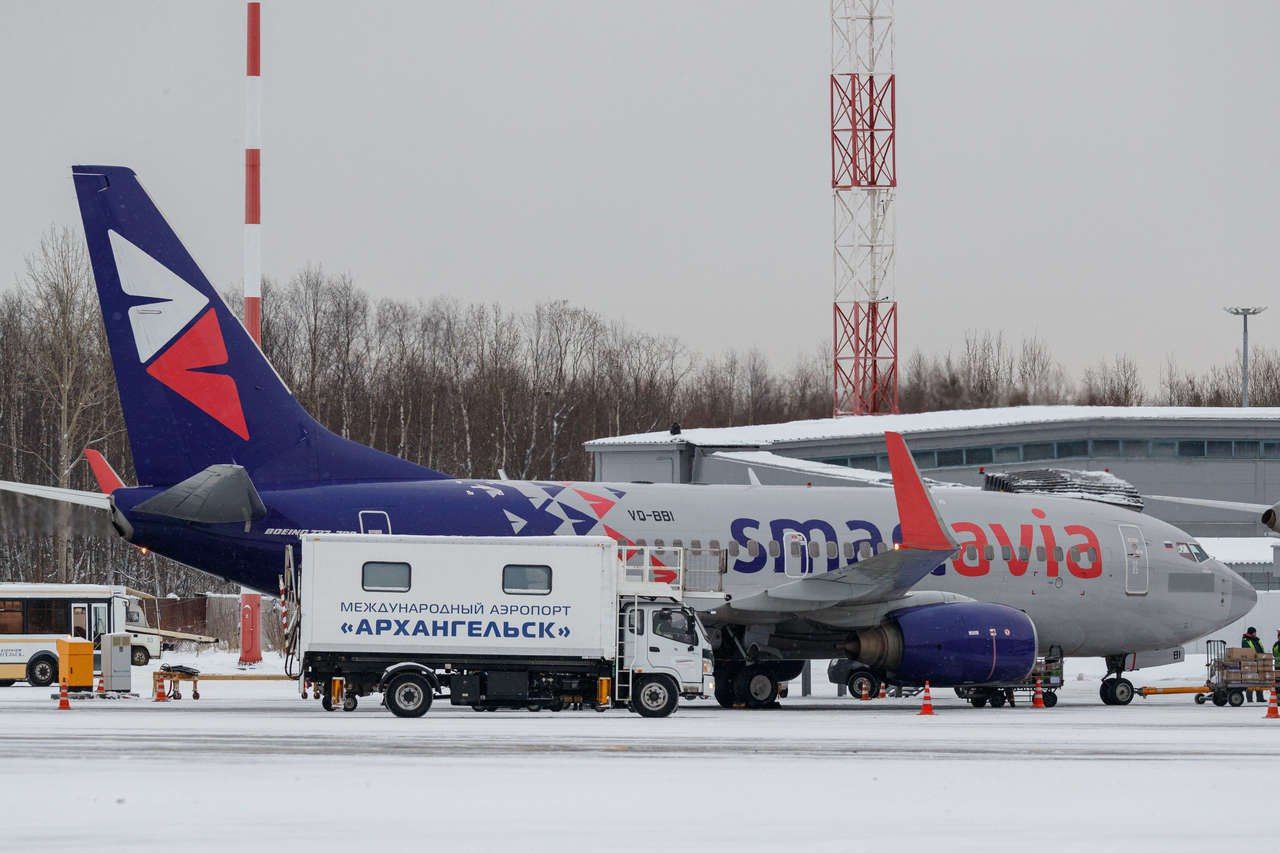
[1,1,1275,384]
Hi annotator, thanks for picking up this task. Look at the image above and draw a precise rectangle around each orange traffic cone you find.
[878,682,887,700]
[1265,687,1279,720]
[57,680,71,711]
[153,674,168,703]
[860,681,870,702]
[1032,678,1046,709]
[917,681,935,716]
[96,675,106,695]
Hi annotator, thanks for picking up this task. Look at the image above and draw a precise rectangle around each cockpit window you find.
[1176,543,1196,562]
[1188,543,1210,562]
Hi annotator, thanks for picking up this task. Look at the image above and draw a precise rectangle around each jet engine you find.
[1262,503,1280,533]
[842,602,1037,686]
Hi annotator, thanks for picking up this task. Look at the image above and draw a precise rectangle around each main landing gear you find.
[1100,655,1134,705]
[713,661,803,709]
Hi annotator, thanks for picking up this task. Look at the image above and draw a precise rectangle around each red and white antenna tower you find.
[244,0,262,346]
[830,0,898,416]
[239,0,263,668]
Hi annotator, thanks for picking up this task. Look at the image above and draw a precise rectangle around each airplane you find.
[0,165,1256,708]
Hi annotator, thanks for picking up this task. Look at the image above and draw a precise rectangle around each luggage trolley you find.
[1199,639,1276,707]
[956,648,1064,708]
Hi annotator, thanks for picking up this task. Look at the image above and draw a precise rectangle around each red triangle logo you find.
[146,309,250,440]
[573,488,616,519]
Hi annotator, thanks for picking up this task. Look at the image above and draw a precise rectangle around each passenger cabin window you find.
[0,600,23,634]
[749,541,761,559]
[502,564,552,595]
[768,541,780,558]
[727,541,740,557]
[1001,546,1013,561]
[28,599,69,634]
[653,609,697,645]
[362,561,411,593]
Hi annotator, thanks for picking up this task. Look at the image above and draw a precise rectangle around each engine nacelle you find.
[846,602,1037,687]
[1262,504,1280,533]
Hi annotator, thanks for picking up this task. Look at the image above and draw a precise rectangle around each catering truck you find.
[295,534,712,718]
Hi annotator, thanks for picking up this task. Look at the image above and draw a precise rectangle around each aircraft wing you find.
[727,432,958,613]
[1145,494,1270,514]
[0,480,111,510]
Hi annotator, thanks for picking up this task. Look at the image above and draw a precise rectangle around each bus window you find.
[0,600,22,634]
[71,604,88,639]
[28,600,69,634]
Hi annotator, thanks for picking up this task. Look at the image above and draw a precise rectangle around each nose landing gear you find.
[1100,656,1135,705]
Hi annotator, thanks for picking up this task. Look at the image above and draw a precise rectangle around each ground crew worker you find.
[1243,627,1265,702]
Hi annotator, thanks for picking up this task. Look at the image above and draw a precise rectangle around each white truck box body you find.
[300,535,618,660]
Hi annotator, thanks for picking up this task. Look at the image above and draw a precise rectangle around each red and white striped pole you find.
[243,0,262,345]
[239,0,264,667]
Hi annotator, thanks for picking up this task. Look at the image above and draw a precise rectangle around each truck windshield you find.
[653,609,696,646]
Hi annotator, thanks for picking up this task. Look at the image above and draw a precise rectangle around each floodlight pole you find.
[1225,306,1267,406]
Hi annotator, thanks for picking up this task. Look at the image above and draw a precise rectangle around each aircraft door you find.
[783,531,808,577]
[1119,524,1149,595]
[358,510,392,535]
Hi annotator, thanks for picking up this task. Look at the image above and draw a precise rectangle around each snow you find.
[585,404,1280,448]
[1198,536,1280,566]
[0,651,1274,849]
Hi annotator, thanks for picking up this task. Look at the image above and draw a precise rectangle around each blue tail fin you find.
[72,165,446,488]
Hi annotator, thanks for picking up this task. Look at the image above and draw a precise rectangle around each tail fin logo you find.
[109,230,250,441]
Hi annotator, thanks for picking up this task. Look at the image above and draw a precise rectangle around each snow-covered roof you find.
[1197,537,1280,566]
[585,405,1280,449]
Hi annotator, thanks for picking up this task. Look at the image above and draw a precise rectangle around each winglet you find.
[885,432,956,552]
[83,449,125,494]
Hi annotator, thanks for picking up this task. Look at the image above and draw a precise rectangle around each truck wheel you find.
[131,646,151,667]
[1111,678,1134,705]
[970,696,988,708]
[321,694,335,712]
[632,676,678,718]
[1228,690,1245,708]
[989,691,1007,708]
[0,680,13,687]
[386,673,432,718]
[1042,691,1058,708]
[27,656,57,687]
[734,666,778,708]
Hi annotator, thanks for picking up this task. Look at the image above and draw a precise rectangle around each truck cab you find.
[623,601,712,710]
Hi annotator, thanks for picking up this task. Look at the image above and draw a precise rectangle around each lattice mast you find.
[831,0,898,416]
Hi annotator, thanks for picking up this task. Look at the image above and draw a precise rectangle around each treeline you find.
[0,227,1268,591]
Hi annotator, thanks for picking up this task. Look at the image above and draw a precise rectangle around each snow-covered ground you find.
[0,652,1274,851]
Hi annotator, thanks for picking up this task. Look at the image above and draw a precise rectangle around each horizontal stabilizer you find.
[133,464,266,527]
[0,480,111,510]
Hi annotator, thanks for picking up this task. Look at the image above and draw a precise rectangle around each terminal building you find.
[585,406,1280,589]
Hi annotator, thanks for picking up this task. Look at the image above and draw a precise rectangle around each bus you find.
[0,584,162,686]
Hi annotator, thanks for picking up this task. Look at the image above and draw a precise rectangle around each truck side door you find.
[649,607,700,683]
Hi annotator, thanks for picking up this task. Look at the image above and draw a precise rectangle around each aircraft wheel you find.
[1228,690,1245,708]
[970,696,988,708]
[1111,678,1134,705]
[988,691,1007,708]
[713,673,737,708]
[1099,680,1116,705]
[734,666,778,708]
[846,670,880,702]
[1042,691,1058,708]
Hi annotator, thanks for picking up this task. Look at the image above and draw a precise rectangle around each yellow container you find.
[56,637,94,690]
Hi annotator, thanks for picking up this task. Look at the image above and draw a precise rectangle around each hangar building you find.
[585,406,1280,588]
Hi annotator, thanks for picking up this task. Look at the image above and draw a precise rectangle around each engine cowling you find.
[845,602,1037,687]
